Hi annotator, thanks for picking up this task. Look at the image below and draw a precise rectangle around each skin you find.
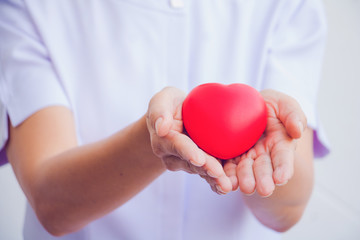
[225,89,314,231]
[6,87,313,236]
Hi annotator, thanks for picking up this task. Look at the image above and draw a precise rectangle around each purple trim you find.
[0,147,7,166]
[313,130,330,158]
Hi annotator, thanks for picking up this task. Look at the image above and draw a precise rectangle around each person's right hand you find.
[146,87,232,194]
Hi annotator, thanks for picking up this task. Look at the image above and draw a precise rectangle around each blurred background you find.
[283,0,360,239]
[1,0,359,239]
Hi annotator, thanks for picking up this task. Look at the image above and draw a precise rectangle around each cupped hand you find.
[224,89,307,197]
[146,87,232,194]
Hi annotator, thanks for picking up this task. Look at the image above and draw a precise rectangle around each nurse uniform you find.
[0,0,329,239]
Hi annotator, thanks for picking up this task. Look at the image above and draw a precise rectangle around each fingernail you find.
[189,151,206,167]
[276,180,288,187]
[207,170,218,178]
[155,117,163,135]
[243,189,256,197]
[261,191,274,198]
[190,159,203,167]
[216,185,226,194]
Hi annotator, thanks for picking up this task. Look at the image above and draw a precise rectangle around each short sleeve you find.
[0,0,70,165]
[262,0,330,158]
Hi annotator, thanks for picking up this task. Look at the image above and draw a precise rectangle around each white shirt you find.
[0,0,329,239]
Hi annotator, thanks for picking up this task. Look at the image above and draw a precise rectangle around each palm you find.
[147,87,233,194]
[224,90,305,197]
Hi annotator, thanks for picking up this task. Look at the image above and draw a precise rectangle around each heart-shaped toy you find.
[182,83,267,159]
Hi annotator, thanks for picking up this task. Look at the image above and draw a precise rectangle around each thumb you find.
[147,87,186,137]
[262,90,307,139]
[154,113,173,137]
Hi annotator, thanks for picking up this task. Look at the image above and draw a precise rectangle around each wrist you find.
[135,115,166,173]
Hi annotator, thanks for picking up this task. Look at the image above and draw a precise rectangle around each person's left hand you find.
[224,89,307,197]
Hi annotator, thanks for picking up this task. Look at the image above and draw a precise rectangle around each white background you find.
[1,0,360,239]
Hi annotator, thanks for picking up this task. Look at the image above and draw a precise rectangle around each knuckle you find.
[246,148,257,159]
[163,158,179,172]
[253,157,270,169]
[237,160,247,169]
[223,162,235,172]
[241,176,255,188]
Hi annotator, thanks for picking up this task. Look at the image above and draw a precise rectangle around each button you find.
[170,0,184,9]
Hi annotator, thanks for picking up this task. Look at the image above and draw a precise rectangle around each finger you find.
[203,155,226,179]
[154,113,173,137]
[253,154,275,197]
[224,159,239,191]
[167,130,206,167]
[216,175,233,194]
[200,156,233,194]
[163,155,194,173]
[154,115,184,137]
[277,95,307,139]
[147,88,186,137]
[203,156,232,192]
[236,157,256,195]
[271,144,296,186]
[202,176,220,194]
[262,90,307,139]
[202,175,232,194]
[163,155,208,176]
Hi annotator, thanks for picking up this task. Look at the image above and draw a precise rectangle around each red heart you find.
[182,83,267,159]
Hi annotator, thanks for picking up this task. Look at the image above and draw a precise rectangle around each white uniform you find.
[0,0,329,239]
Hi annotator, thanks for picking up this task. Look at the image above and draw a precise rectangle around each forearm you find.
[8,111,165,235]
[242,128,314,232]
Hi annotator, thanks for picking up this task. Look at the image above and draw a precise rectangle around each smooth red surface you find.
[182,83,267,159]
